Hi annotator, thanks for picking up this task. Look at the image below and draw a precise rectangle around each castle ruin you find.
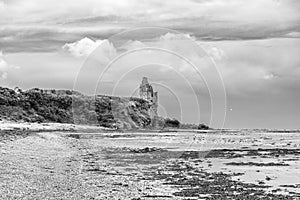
[139,77,158,117]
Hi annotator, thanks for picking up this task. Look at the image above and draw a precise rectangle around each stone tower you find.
[139,77,158,116]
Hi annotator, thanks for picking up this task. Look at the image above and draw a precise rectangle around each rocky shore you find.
[1,126,300,199]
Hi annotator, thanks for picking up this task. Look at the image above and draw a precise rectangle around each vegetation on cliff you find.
[0,87,152,129]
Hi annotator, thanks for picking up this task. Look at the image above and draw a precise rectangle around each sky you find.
[0,0,300,129]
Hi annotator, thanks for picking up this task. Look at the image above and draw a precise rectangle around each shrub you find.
[164,118,180,128]
[198,123,209,130]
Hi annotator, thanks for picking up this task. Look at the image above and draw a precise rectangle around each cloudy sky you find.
[0,0,300,128]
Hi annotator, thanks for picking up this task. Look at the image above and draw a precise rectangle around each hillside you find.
[0,87,153,129]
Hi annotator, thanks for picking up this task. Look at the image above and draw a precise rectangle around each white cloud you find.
[63,37,118,69]
[285,32,300,38]
[207,38,300,95]
[209,47,226,60]
[159,32,195,41]
[201,44,227,60]
[0,52,8,67]
[0,1,4,11]
[0,51,20,80]
[1,71,8,79]
[62,37,105,57]
[263,72,277,80]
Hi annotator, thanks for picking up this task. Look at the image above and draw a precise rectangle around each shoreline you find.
[1,120,300,133]
[0,124,300,199]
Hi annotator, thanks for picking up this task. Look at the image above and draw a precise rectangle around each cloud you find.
[208,47,226,60]
[0,25,124,53]
[1,0,299,24]
[62,36,118,73]
[201,44,227,60]
[63,37,108,57]
[0,51,19,79]
[206,38,300,96]
[0,1,4,11]
[1,0,300,53]
[263,72,278,80]
[0,52,9,79]
[1,72,8,79]
[159,32,195,41]
[285,32,300,38]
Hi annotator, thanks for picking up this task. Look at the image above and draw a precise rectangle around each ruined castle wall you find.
[139,77,158,118]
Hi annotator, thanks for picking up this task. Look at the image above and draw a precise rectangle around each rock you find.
[258,181,265,185]
[129,147,162,153]
[179,151,199,159]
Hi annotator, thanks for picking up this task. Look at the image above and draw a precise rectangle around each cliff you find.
[0,87,152,129]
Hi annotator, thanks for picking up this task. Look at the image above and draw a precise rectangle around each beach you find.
[0,122,300,199]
